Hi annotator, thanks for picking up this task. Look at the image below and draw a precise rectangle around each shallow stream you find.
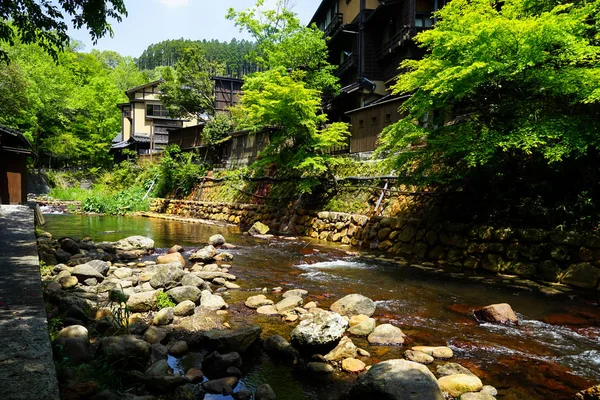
[44,214,600,399]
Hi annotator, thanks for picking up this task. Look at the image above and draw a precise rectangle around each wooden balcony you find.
[324,13,344,38]
[376,26,417,60]
[336,54,358,77]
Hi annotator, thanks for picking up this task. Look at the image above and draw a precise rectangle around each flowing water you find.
[44,214,600,399]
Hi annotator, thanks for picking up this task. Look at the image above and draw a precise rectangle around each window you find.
[372,116,378,125]
[385,113,392,123]
[146,104,168,118]
[358,120,364,128]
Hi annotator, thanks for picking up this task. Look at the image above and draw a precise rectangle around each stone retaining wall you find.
[150,199,600,290]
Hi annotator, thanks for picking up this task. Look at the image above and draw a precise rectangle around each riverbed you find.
[44,214,600,399]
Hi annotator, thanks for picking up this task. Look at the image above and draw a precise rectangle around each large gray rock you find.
[202,351,242,376]
[181,273,207,289]
[97,335,151,371]
[53,325,89,364]
[324,336,358,362]
[167,286,202,304]
[88,259,110,276]
[150,263,184,289]
[245,294,274,309]
[291,310,348,350]
[190,325,262,353]
[263,335,299,362]
[330,294,376,317]
[474,303,518,325]
[200,290,227,311]
[349,359,444,400]
[275,296,303,313]
[368,324,406,345]
[561,262,600,289]
[173,300,196,316]
[127,290,161,312]
[189,245,217,263]
[248,222,270,236]
[208,234,226,247]
[113,236,155,253]
[255,384,276,400]
[153,307,174,326]
[202,377,239,395]
[72,263,104,281]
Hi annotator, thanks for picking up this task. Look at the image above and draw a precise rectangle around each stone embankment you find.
[150,199,600,290]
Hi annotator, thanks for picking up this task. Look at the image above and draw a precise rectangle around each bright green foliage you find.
[377,0,600,184]
[234,67,349,191]
[154,145,208,198]
[160,48,225,119]
[203,112,236,146]
[0,0,127,63]
[227,0,339,96]
[156,292,176,310]
[82,187,149,215]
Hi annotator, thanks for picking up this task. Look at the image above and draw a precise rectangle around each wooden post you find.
[150,123,154,161]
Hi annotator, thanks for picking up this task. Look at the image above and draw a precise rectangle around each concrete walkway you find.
[0,205,60,400]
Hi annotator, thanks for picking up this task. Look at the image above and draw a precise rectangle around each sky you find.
[68,0,322,58]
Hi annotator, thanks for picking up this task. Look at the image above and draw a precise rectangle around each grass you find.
[156,291,176,309]
[48,187,99,202]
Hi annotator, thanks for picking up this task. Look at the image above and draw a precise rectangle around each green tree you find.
[203,111,236,146]
[159,47,224,119]
[0,0,127,63]
[377,0,600,185]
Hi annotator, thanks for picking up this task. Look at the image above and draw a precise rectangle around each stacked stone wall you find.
[150,199,600,290]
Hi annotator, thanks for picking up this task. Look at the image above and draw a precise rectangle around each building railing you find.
[376,26,419,60]
[324,13,344,38]
[336,54,358,77]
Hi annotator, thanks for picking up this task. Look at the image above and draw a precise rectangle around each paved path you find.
[0,205,60,400]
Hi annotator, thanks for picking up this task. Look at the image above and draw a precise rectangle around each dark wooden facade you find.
[0,125,33,204]
[168,124,206,150]
[220,130,270,169]
[347,97,406,153]
[213,76,244,113]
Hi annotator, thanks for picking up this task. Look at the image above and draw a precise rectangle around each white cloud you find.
[158,0,190,8]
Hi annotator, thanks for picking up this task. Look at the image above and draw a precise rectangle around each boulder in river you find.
[150,263,184,290]
[208,234,226,247]
[53,325,89,364]
[127,290,161,312]
[173,300,196,316]
[168,244,184,254]
[330,294,376,317]
[113,236,155,254]
[153,307,174,326]
[349,359,444,400]
[291,310,348,351]
[412,346,453,359]
[263,335,299,363]
[367,324,406,345]
[166,286,202,304]
[188,325,261,353]
[348,314,376,336]
[96,335,151,371]
[189,245,217,263]
[474,303,518,325]
[156,252,185,267]
[275,295,303,313]
[436,363,475,377]
[72,263,104,281]
[200,290,228,311]
[202,351,242,376]
[248,222,270,236]
[202,377,239,395]
[255,383,276,400]
[245,294,274,309]
[324,336,358,362]
[438,374,483,397]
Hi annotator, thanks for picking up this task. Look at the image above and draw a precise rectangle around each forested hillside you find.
[136,39,258,77]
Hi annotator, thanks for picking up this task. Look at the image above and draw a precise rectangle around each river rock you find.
[255,384,276,400]
[60,238,80,255]
[189,245,217,263]
[275,296,303,313]
[203,377,238,395]
[263,335,299,362]
[168,244,184,254]
[257,305,279,315]
[282,289,308,298]
[184,368,204,383]
[190,325,261,353]
[561,263,600,289]
[576,384,600,400]
[153,307,174,325]
[173,300,196,316]
[156,252,185,267]
[202,351,242,376]
[224,281,240,289]
[167,286,201,304]
[330,294,376,317]
[324,336,358,361]
[342,358,366,373]
[97,335,151,370]
[474,303,518,324]
[412,346,453,359]
[200,290,227,310]
[88,259,110,276]
[113,236,155,253]
[248,222,270,236]
[144,326,168,344]
[245,294,274,309]
[150,263,184,290]
[72,263,104,281]
[436,363,475,377]
[145,375,187,393]
[405,350,434,364]
[438,374,483,397]
[349,359,444,400]
[146,359,170,377]
[196,271,236,280]
[308,362,334,374]
[54,325,89,364]
[208,234,226,247]
[368,324,405,345]
[348,314,376,336]
[291,310,348,350]
[181,273,208,289]
[168,340,188,356]
[113,267,132,279]
[460,393,496,400]
[59,275,78,289]
[127,290,161,312]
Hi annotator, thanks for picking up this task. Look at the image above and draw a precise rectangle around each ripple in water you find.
[296,260,373,270]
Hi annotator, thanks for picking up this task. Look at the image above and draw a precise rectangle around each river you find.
[44,214,600,399]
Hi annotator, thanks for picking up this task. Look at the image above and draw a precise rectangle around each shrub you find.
[156,292,175,310]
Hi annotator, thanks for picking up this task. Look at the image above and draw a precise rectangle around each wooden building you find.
[0,125,34,204]
[311,0,449,154]
[213,76,244,113]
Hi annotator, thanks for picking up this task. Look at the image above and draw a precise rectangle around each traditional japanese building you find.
[0,125,34,204]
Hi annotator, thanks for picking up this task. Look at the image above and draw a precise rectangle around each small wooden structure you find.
[0,125,34,204]
[213,76,244,113]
